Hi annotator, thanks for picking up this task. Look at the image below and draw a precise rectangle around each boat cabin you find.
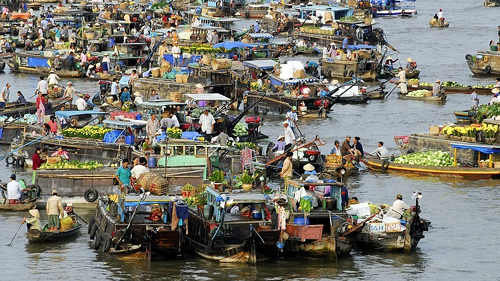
[293,4,353,25]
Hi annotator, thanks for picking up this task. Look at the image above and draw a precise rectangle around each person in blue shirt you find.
[115,158,132,193]
[272,135,286,152]
[305,61,319,77]
[16,91,27,104]
[342,35,350,51]
[120,86,131,103]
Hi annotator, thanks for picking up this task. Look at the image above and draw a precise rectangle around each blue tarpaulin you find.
[212,41,254,49]
[450,143,500,154]
[347,44,378,50]
[162,54,202,67]
[28,57,50,68]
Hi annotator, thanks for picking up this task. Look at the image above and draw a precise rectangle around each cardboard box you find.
[429,126,440,135]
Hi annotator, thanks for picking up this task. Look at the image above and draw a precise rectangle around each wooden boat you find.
[397,93,446,101]
[240,3,269,19]
[184,186,280,264]
[7,52,83,78]
[466,51,500,76]
[0,97,65,118]
[320,46,380,82]
[90,195,183,260]
[429,18,449,28]
[26,217,82,242]
[484,0,500,7]
[339,197,429,252]
[454,110,476,123]
[361,158,500,180]
[0,201,35,211]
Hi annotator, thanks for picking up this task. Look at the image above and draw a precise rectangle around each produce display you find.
[474,104,500,123]
[0,114,38,124]
[110,111,141,120]
[179,44,223,54]
[418,81,494,89]
[472,85,494,89]
[40,160,104,170]
[232,123,248,136]
[442,81,467,87]
[393,150,455,167]
[441,124,499,138]
[408,78,419,83]
[163,68,184,80]
[420,82,433,86]
[167,127,182,139]
[233,142,256,150]
[406,90,428,97]
[62,126,112,140]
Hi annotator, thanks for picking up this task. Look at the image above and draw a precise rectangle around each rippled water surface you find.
[1,0,500,279]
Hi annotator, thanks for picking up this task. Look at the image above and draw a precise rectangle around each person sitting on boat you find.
[170,111,180,128]
[405,58,415,72]
[299,83,311,98]
[47,70,60,88]
[32,147,45,171]
[371,141,390,159]
[25,36,33,51]
[491,88,500,104]
[22,209,42,232]
[386,194,410,219]
[272,135,286,154]
[47,116,58,135]
[215,128,229,145]
[384,56,398,71]
[51,146,69,160]
[470,89,480,109]
[341,135,354,164]
[7,174,26,204]
[53,55,62,71]
[437,9,443,21]
[115,158,132,193]
[63,82,76,102]
[133,92,144,104]
[353,136,364,158]
[433,79,444,96]
[47,189,64,232]
[266,79,276,92]
[330,140,341,156]
[142,138,153,152]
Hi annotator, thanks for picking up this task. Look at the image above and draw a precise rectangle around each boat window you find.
[185,146,195,155]
[173,146,183,156]
[195,146,207,155]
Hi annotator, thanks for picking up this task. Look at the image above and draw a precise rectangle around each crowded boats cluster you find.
[1,0,500,268]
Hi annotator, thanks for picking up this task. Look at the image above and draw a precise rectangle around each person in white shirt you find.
[0,83,10,106]
[110,78,119,100]
[47,70,60,87]
[7,174,25,204]
[172,43,181,67]
[199,108,215,135]
[63,81,76,102]
[437,9,443,19]
[170,112,180,128]
[134,92,144,104]
[75,95,87,110]
[371,141,390,159]
[386,194,410,219]
[131,157,150,182]
[283,121,295,151]
[36,76,49,95]
[285,106,299,137]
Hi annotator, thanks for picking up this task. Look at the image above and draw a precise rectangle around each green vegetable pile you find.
[406,90,427,97]
[442,81,467,87]
[233,123,248,136]
[474,103,500,123]
[40,160,104,170]
[163,69,183,80]
[234,142,256,150]
[393,150,455,167]
[420,82,433,86]
[472,85,494,89]
[191,107,216,119]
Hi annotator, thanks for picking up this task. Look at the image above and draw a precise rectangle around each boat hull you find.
[26,223,82,242]
[7,61,83,78]
[398,93,446,101]
[466,52,500,76]
[363,159,500,179]
[0,202,35,211]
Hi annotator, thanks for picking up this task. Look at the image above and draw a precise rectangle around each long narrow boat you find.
[26,217,82,242]
[0,201,35,211]
[361,158,500,179]
[398,93,446,102]
[408,84,494,95]
[6,52,83,78]
[0,97,66,118]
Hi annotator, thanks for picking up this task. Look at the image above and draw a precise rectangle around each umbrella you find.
[212,41,254,49]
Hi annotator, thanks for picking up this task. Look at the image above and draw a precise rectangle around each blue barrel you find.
[125,135,135,145]
[293,217,310,225]
[135,113,142,120]
[148,157,157,168]
[108,38,115,49]
[195,7,202,15]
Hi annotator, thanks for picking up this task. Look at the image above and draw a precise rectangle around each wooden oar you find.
[5,222,24,246]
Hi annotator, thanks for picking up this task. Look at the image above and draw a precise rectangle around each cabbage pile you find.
[406,90,428,97]
[393,150,455,167]
[232,123,248,136]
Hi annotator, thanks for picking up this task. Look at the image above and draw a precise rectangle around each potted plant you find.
[209,170,224,191]
[238,171,256,192]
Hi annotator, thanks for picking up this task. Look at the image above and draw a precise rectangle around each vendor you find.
[51,146,69,160]
[22,209,42,231]
[386,194,410,219]
[272,135,286,153]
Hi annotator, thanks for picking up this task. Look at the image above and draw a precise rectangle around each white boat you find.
[371,0,417,17]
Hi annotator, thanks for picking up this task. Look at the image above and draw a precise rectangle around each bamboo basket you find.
[151,67,161,78]
[170,92,182,102]
[201,54,212,65]
[135,172,169,195]
[211,59,232,70]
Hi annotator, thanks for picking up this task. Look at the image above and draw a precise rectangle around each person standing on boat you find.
[32,147,45,170]
[405,58,415,72]
[115,158,132,193]
[63,82,76,102]
[131,157,149,186]
[470,89,480,109]
[46,190,64,232]
[22,209,42,232]
[110,78,119,101]
[386,194,410,219]
[283,121,295,151]
[171,42,181,67]
[437,9,443,20]
[433,79,443,96]
[371,141,389,159]
[67,52,75,71]
[7,174,25,204]
[342,35,350,52]
[101,53,110,74]
[36,92,46,124]
[146,113,160,143]
[353,136,364,158]
[285,106,299,138]
[199,108,215,138]
[0,83,10,108]
[170,111,180,128]
[129,70,139,92]
[279,151,294,192]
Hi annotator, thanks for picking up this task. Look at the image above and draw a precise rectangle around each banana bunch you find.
[108,194,120,203]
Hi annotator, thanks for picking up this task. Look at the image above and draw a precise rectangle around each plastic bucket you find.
[293,217,309,225]
[108,38,115,49]
[148,157,157,168]
[125,135,135,145]
[276,241,285,249]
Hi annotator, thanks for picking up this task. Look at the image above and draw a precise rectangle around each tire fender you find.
[381,160,390,170]
[103,236,111,252]
[16,156,26,168]
[484,64,491,74]
[88,217,95,234]
[278,105,284,114]
[90,224,97,239]
[84,189,99,203]
[94,234,102,250]
[5,155,16,165]
[27,184,41,198]
[70,118,78,127]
